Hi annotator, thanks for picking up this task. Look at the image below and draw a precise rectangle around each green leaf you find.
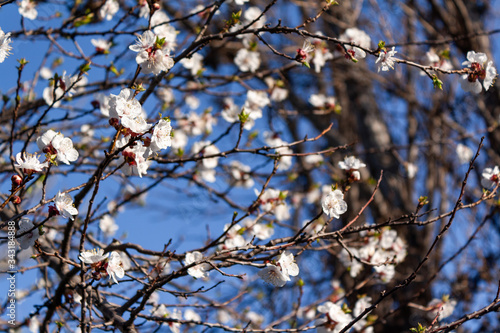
[80,62,91,73]
[432,75,443,90]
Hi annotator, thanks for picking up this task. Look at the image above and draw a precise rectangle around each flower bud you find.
[11,196,21,205]
[11,175,23,187]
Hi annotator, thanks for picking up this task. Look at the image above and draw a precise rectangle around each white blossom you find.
[373,264,395,283]
[265,78,289,102]
[277,251,299,278]
[276,146,293,170]
[309,94,337,109]
[91,38,112,53]
[40,67,53,80]
[107,251,125,284]
[461,51,497,93]
[15,152,48,173]
[322,189,347,219]
[245,311,264,327]
[184,309,201,325]
[407,162,418,179]
[229,160,254,188]
[54,191,78,220]
[422,49,452,75]
[427,296,457,321]
[109,88,151,134]
[151,11,178,52]
[93,93,110,117]
[256,188,290,221]
[18,0,38,20]
[339,247,363,278]
[171,129,188,150]
[456,144,473,165]
[99,215,118,237]
[192,141,220,169]
[180,53,204,76]
[316,301,352,333]
[129,30,174,75]
[258,264,289,287]
[0,27,12,63]
[234,48,261,72]
[353,296,373,332]
[222,223,246,249]
[120,142,150,178]
[42,71,84,107]
[185,251,209,279]
[248,221,274,240]
[481,166,500,188]
[338,156,366,170]
[149,119,172,153]
[376,47,397,72]
[157,87,174,105]
[340,28,371,60]
[37,130,79,165]
[79,248,108,264]
[99,0,119,21]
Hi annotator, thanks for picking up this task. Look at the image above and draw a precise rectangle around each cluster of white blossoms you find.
[79,248,125,284]
[177,109,216,136]
[0,27,13,63]
[12,129,79,237]
[339,228,407,282]
[229,160,254,188]
[102,88,173,177]
[263,132,293,170]
[255,188,290,221]
[258,251,299,287]
[150,305,183,333]
[221,90,270,130]
[191,140,220,182]
[220,218,274,249]
[37,129,79,165]
[184,251,210,279]
[481,165,500,189]
[129,30,175,75]
[461,51,497,94]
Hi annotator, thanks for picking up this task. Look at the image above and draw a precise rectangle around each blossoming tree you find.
[0,0,499,332]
